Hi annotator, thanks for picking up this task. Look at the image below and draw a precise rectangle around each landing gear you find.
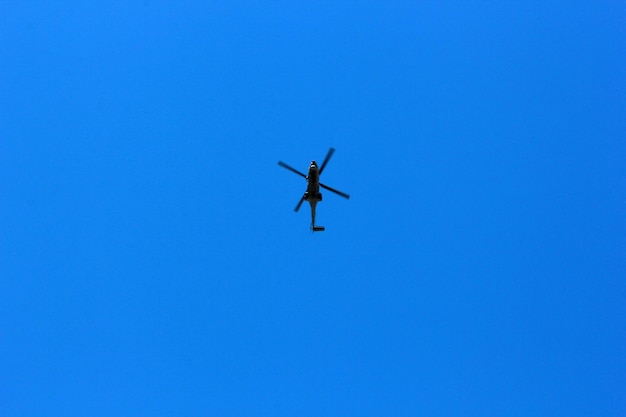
[304,192,322,202]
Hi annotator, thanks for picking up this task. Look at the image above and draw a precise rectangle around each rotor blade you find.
[320,182,350,199]
[318,147,335,175]
[294,195,306,212]
[278,161,307,179]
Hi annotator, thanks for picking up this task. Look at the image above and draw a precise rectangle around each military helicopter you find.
[278,148,350,232]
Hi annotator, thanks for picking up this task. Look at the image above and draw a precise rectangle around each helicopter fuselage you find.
[305,162,321,198]
[305,162,324,231]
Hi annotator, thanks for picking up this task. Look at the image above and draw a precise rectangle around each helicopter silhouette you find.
[278,148,350,232]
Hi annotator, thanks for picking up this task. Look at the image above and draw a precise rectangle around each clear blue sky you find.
[1,2,625,416]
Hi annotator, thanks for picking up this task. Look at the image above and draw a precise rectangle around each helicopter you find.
[278,148,350,232]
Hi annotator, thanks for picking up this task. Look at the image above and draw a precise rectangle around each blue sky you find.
[1,2,625,416]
